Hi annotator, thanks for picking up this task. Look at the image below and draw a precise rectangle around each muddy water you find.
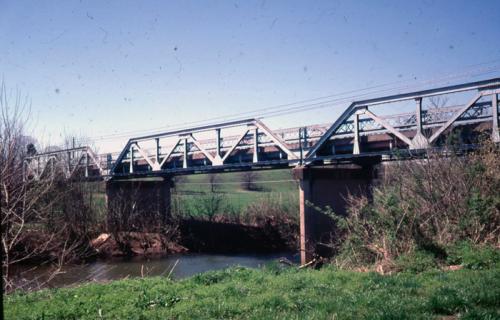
[12,252,298,291]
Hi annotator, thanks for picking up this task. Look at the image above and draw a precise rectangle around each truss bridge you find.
[25,77,499,180]
[22,77,500,264]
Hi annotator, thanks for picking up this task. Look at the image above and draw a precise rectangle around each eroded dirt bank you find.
[10,218,297,265]
[178,218,297,253]
[91,218,298,257]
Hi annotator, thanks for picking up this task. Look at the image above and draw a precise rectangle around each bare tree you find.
[192,193,225,221]
[240,171,259,191]
[207,173,221,193]
[427,96,449,109]
[1,82,52,290]
[1,83,90,292]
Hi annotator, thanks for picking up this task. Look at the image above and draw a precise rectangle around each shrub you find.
[446,242,500,270]
[191,192,226,221]
[319,140,500,268]
[395,251,438,273]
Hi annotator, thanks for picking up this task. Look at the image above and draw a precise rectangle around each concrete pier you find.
[106,177,172,233]
[293,166,375,264]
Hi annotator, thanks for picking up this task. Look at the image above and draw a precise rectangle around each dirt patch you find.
[91,232,188,257]
[18,218,296,261]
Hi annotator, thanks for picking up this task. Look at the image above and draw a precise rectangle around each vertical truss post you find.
[216,128,221,158]
[416,98,423,133]
[85,151,89,177]
[353,112,360,155]
[492,93,499,143]
[183,138,188,169]
[107,154,112,174]
[299,128,303,165]
[51,158,55,178]
[155,138,160,163]
[411,98,429,149]
[67,151,71,176]
[129,145,134,174]
[302,127,308,149]
[253,127,259,163]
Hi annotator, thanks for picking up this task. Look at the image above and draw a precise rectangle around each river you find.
[12,252,298,291]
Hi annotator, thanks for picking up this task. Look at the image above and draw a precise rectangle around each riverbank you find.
[5,264,499,319]
[89,217,297,257]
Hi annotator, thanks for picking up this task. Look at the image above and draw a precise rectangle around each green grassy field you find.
[174,169,297,193]
[171,169,299,219]
[87,169,299,222]
[5,264,499,319]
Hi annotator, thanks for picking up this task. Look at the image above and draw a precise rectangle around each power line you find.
[76,61,500,144]
[81,64,500,144]
[256,65,500,119]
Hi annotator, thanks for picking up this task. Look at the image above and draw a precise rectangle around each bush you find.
[446,242,500,270]
[395,251,438,273]
[320,140,500,268]
[190,192,227,221]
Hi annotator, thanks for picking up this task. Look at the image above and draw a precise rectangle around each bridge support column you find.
[493,93,499,143]
[106,177,172,233]
[293,166,375,264]
[411,98,430,149]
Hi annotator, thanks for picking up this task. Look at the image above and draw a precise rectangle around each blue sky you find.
[1,0,500,152]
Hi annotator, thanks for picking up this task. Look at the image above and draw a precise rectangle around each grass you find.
[5,264,500,319]
[172,169,299,219]
[86,169,299,221]
[174,169,296,193]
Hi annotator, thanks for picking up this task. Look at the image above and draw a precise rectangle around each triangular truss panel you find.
[24,146,106,181]
[305,78,500,161]
[111,118,300,176]
[21,78,500,180]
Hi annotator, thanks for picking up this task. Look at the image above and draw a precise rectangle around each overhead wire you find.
[76,60,500,146]
[254,65,500,119]
[80,63,500,145]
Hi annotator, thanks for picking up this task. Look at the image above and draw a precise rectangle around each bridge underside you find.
[105,158,381,262]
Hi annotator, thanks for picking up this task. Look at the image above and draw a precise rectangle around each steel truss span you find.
[24,78,500,180]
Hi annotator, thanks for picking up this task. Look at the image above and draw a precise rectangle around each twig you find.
[166,259,179,279]
[298,258,316,269]
[278,258,294,266]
